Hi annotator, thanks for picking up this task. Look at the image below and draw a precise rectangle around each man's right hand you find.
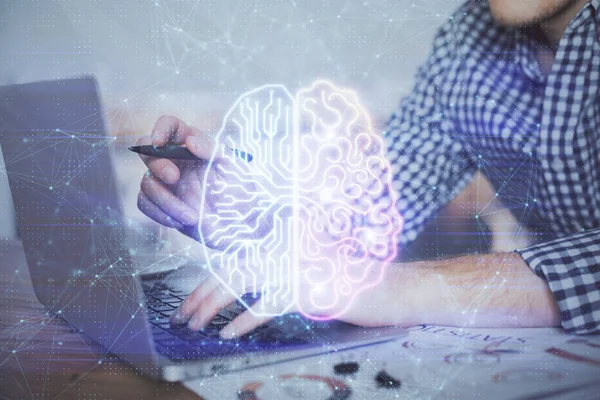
[136,115,261,248]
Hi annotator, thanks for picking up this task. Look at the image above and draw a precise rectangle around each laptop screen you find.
[0,77,130,303]
[0,77,158,368]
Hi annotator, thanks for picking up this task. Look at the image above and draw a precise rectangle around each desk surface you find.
[0,239,201,400]
[2,239,599,400]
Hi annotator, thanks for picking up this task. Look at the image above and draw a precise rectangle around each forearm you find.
[387,252,561,328]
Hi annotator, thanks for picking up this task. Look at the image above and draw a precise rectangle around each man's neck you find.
[539,0,589,47]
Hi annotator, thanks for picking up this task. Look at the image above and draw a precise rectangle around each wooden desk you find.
[0,239,202,399]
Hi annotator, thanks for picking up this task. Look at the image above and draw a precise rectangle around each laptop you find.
[0,76,406,381]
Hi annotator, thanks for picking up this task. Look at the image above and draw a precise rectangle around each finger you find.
[137,135,180,185]
[151,115,204,147]
[186,287,239,331]
[140,172,198,226]
[220,299,276,339]
[170,275,223,324]
[151,115,217,162]
[146,157,180,185]
[137,191,183,229]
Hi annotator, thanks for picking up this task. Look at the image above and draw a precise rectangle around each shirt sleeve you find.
[384,19,476,246]
[516,228,600,335]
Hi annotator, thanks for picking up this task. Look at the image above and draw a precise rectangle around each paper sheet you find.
[183,325,600,399]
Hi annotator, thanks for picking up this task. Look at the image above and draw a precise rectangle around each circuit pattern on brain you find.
[199,80,402,319]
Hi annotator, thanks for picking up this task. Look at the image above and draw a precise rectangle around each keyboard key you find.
[152,281,170,290]
[150,313,170,321]
[217,309,238,320]
[151,320,172,328]
[151,292,173,300]
[146,310,162,318]
[209,316,229,326]
[162,298,183,305]
[150,304,175,312]
[159,309,176,317]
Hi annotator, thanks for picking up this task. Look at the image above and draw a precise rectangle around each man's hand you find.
[169,257,411,339]
[170,251,560,337]
[397,252,561,329]
[137,115,262,248]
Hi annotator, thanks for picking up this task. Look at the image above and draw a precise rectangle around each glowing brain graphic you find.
[199,81,402,319]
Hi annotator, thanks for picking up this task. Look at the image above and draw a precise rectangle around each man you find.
[137,0,599,338]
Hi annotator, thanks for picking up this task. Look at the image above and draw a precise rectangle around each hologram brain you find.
[199,80,402,319]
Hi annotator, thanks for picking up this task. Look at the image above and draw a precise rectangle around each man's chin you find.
[490,9,546,28]
[488,0,581,28]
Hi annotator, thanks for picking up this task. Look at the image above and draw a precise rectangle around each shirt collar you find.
[516,0,599,84]
[515,28,547,83]
[567,0,598,30]
[591,0,600,15]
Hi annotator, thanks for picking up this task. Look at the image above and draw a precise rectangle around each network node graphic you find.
[200,80,402,319]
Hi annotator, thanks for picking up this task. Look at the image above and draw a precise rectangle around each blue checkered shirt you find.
[385,0,600,334]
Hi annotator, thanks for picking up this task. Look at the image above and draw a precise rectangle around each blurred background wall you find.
[0,0,463,239]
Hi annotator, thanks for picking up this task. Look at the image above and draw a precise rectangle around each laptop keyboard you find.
[143,281,313,360]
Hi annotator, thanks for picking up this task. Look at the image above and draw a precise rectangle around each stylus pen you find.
[129,145,253,162]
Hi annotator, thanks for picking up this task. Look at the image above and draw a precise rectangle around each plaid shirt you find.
[385,0,600,334]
